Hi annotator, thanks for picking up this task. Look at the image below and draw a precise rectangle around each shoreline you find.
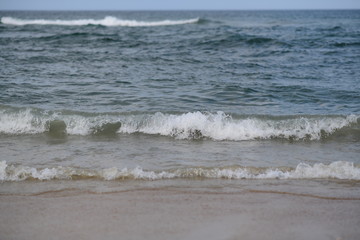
[1,188,359,240]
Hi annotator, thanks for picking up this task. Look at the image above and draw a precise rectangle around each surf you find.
[0,108,358,141]
[0,16,200,27]
[1,161,359,181]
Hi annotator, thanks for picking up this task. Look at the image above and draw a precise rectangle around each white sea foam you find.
[1,161,359,182]
[1,16,199,27]
[0,108,113,136]
[0,109,358,140]
[120,112,358,140]
[0,108,44,134]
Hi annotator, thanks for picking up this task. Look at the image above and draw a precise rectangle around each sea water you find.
[0,10,359,195]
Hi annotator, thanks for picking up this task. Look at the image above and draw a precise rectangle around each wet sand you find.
[1,188,359,240]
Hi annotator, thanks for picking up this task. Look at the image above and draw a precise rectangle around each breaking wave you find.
[1,161,359,182]
[0,16,200,27]
[0,108,358,141]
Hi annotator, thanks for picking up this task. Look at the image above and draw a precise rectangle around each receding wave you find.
[1,161,359,182]
[0,108,358,141]
[1,16,200,27]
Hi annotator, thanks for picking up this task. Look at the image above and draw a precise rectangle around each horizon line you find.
[0,8,359,11]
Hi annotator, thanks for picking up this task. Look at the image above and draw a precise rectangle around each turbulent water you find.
[0,10,359,193]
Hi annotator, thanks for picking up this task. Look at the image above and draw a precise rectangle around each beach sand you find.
[1,188,359,240]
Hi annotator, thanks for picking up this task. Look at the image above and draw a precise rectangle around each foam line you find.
[0,109,358,141]
[1,16,200,27]
[1,161,359,181]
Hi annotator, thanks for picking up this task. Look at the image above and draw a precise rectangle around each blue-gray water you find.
[0,11,359,191]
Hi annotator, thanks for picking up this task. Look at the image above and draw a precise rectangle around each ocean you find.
[0,10,359,196]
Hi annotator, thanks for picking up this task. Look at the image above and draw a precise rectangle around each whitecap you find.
[1,16,200,27]
[1,161,359,182]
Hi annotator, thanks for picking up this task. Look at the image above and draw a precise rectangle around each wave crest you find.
[121,112,358,141]
[1,161,359,182]
[0,109,358,141]
[1,16,200,27]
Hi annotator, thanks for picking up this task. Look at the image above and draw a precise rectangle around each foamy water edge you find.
[1,161,359,181]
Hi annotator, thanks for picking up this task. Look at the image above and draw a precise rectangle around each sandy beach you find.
[1,188,359,240]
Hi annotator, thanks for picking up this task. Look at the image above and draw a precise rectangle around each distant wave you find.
[0,16,200,27]
[0,108,359,141]
[1,161,359,181]
[195,33,290,49]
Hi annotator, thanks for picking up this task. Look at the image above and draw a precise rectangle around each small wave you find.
[1,161,359,182]
[120,112,359,141]
[0,16,200,27]
[38,32,113,40]
[333,42,360,48]
[196,33,289,49]
[0,108,358,141]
